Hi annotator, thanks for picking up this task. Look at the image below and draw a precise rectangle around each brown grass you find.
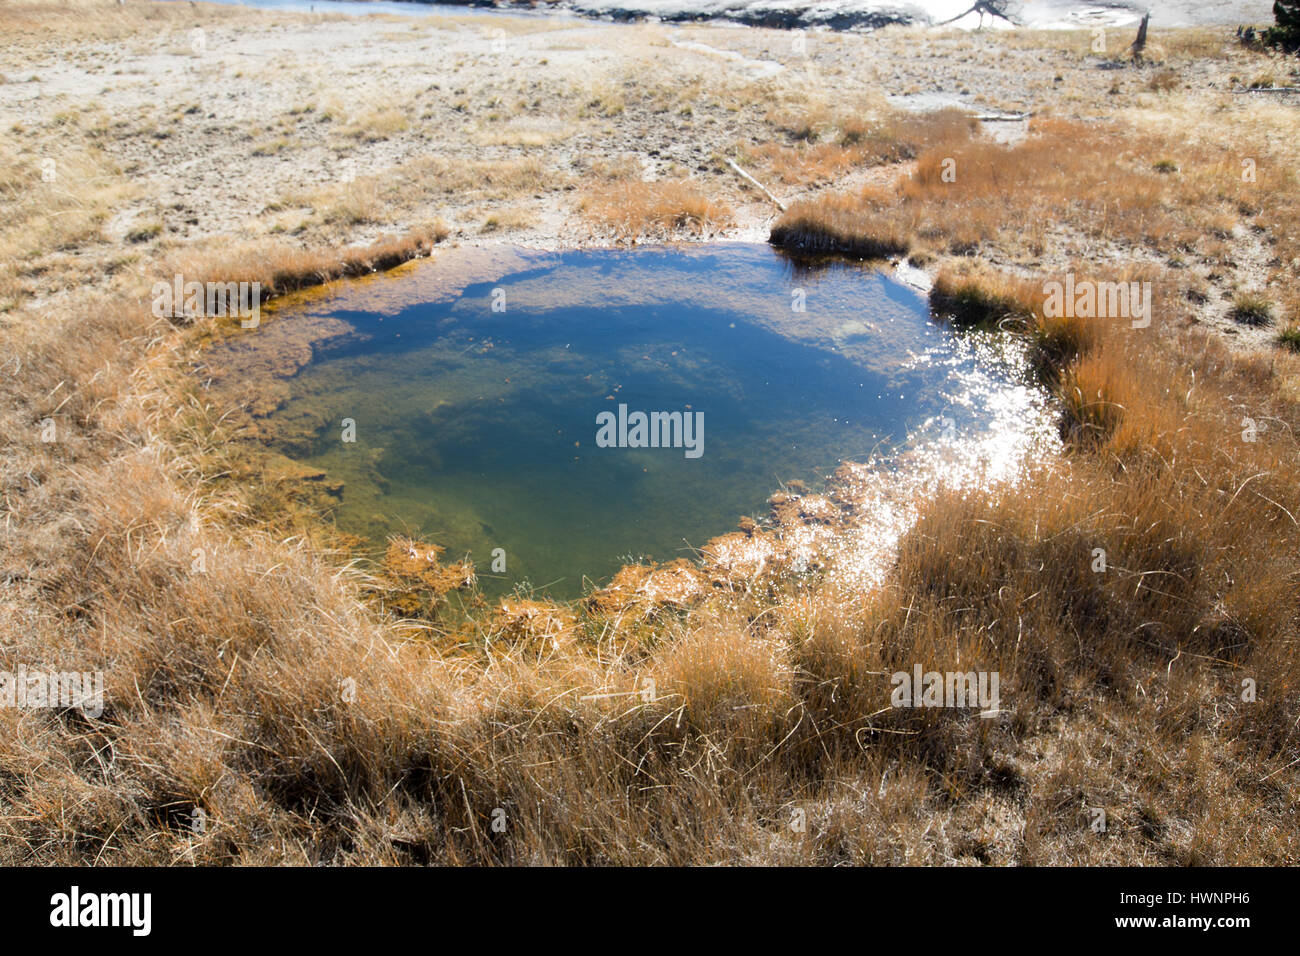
[581,179,733,239]
[6,212,1298,865]
[289,157,554,238]
[747,106,978,186]
[0,0,293,42]
[2,7,1299,865]
[0,142,134,312]
[771,114,1290,264]
[165,224,448,306]
[769,183,911,257]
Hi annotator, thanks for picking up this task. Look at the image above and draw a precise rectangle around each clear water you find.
[211,243,1047,599]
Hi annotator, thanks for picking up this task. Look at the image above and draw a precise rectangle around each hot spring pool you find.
[207,243,1052,598]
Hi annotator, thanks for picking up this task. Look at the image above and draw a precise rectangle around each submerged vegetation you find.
[2,1,1299,865]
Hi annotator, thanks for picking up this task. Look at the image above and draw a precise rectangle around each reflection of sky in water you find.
[230,243,1057,599]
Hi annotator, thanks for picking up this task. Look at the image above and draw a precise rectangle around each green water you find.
[211,243,1040,598]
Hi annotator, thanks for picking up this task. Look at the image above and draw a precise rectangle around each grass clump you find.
[1230,293,1274,326]
[124,218,163,243]
[581,180,732,239]
[769,187,910,258]
[929,267,1037,329]
[166,224,448,304]
[748,107,976,187]
[343,106,410,143]
[1276,323,1300,351]
[768,116,1270,262]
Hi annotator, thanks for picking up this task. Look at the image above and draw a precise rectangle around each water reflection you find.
[207,243,1056,599]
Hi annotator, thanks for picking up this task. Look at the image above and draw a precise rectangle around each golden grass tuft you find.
[581,179,733,239]
[163,224,448,303]
[751,106,979,186]
[769,186,912,258]
[770,114,1287,263]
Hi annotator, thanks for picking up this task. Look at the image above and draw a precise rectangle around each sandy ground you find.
[0,2,1291,351]
[0,11,1221,242]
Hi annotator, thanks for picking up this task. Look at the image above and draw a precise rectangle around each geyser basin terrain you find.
[208,243,1052,599]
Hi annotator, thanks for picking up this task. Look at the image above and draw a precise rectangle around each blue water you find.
[213,243,1037,598]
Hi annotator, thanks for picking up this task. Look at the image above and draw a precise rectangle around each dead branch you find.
[1130,12,1151,61]
[725,158,787,212]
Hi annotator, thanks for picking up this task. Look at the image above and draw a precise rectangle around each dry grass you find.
[279,157,554,238]
[164,225,448,308]
[343,106,411,143]
[480,206,535,233]
[770,187,912,258]
[581,179,733,239]
[775,116,1208,258]
[2,5,1299,865]
[7,274,1299,863]
[6,202,1298,866]
[0,142,133,312]
[746,106,977,186]
[771,109,1299,325]
[0,0,291,42]
[1230,292,1275,326]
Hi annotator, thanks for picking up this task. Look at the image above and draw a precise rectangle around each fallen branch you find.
[725,158,787,212]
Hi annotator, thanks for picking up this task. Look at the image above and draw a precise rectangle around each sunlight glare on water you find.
[207,243,1058,599]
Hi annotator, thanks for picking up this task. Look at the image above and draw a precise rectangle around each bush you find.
[1265,0,1300,52]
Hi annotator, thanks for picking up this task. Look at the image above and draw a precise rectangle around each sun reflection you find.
[204,243,1061,601]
